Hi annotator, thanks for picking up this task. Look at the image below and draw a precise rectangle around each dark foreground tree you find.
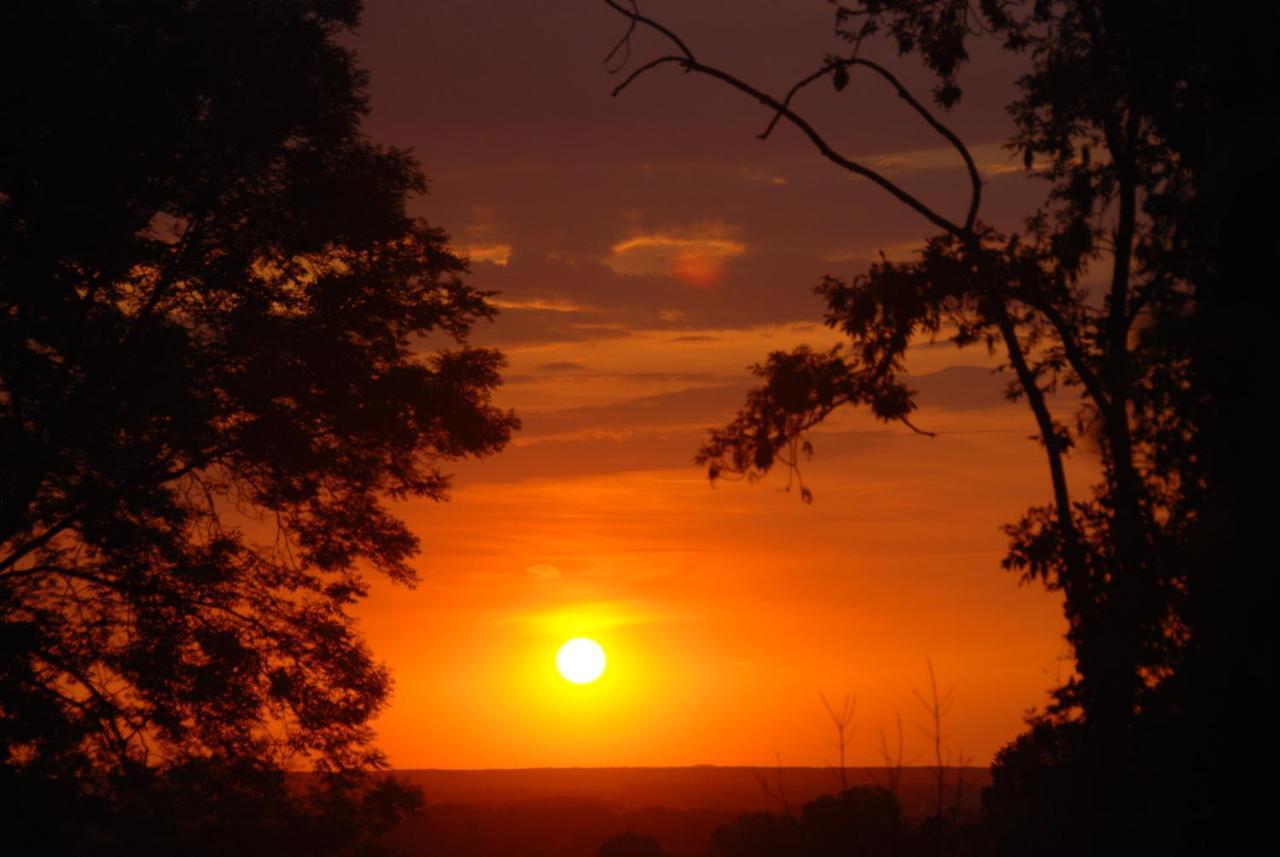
[603,0,1272,851]
[0,0,516,852]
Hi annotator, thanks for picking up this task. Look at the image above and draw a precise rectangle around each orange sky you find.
[349,0,1085,769]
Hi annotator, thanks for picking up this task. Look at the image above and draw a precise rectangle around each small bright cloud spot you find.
[556,638,606,684]
[459,242,512,266]
[605,222,746,287]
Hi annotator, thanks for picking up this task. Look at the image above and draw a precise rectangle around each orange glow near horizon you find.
[348,0,1081,774]
[356,338,1082,769]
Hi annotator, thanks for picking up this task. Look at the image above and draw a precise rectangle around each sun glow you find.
[556,638,606,684]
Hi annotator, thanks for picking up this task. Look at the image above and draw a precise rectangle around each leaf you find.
[832,64,850,92]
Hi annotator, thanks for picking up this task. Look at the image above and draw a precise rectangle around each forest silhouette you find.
[1,0,1270,855]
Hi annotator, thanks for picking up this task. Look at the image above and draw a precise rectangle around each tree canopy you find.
[1,0,516,849]
[604,0,1272,851]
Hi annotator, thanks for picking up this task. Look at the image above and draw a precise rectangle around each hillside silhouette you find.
[391,766,986,816]
[382,767,988,857]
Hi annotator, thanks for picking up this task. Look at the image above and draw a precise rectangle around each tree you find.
[598,831,666,857]
[981,720,1088,857]
[601,0,1269,848]
[709,812,806,857]
[802,787,901,857]
[819,691,856,793]
[0,0,516,848]
[912,660,954,857]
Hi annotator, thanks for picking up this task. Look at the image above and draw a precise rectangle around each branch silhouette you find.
[603,1,978,236]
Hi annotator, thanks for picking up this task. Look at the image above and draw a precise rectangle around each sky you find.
[348,0,1090,770]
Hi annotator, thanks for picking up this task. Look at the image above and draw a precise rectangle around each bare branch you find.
[850,57,983,232]
[757,56,984,231]
[610,55,686,97]
[878,712,905,800]
[899,415,937,437]
[750,752,793,815]
[603,0,695,62]
[0,513,78,574]
[757,65,834,140]
[914,657,954,851]
[601,0,638,71]
[820,690,857,792]
[602,1,966,236]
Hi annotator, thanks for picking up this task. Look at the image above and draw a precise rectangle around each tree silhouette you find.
[601,0,1266,849]
[819,691,856,793]
[912,660,954,857]
[709,811,806,857]
[598,830,666,857]
[980,720,1090,857]
[803,787,901,857]
[874,713,904,804]
[749,752,794,816]
[1,0,515,849]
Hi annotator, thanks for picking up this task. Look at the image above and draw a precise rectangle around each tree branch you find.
[604,1,967,236]
[756,56,984,231]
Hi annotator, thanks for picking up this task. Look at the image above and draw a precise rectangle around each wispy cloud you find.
[525,563,563,581]
[460,242,513,266]
[862,142,1033,179]
[490,297,600,314]
[740,165,788,186]
[537,361,589,372]
[605,221,747,287]
[458,203,513,266]
[507,601,679,636]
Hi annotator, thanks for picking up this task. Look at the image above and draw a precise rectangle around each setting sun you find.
[556,638,606,684]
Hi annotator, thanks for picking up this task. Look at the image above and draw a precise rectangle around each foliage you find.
[0,0,516,849]
[604,0,1272,848]
[598,830,667,857]
[710,787,958,857]
[709,811,806,857]
[802,787,900,857]
[3,760,422,857]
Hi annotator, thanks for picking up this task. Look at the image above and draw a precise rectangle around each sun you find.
[556,638,606,684]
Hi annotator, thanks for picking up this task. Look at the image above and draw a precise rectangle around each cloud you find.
[537,361,589,372]
[459,242,513,266]
[740,166,788,186]
[457,204,513,266]
[604,222,748,287]
[866,142,1015,176]
[491,297,599,313]
[508,601,679,636]
[525,564,563,581]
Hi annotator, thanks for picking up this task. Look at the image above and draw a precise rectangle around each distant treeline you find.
[388,766,988,816]
[376,767,990,857]
[384,782,987,857]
